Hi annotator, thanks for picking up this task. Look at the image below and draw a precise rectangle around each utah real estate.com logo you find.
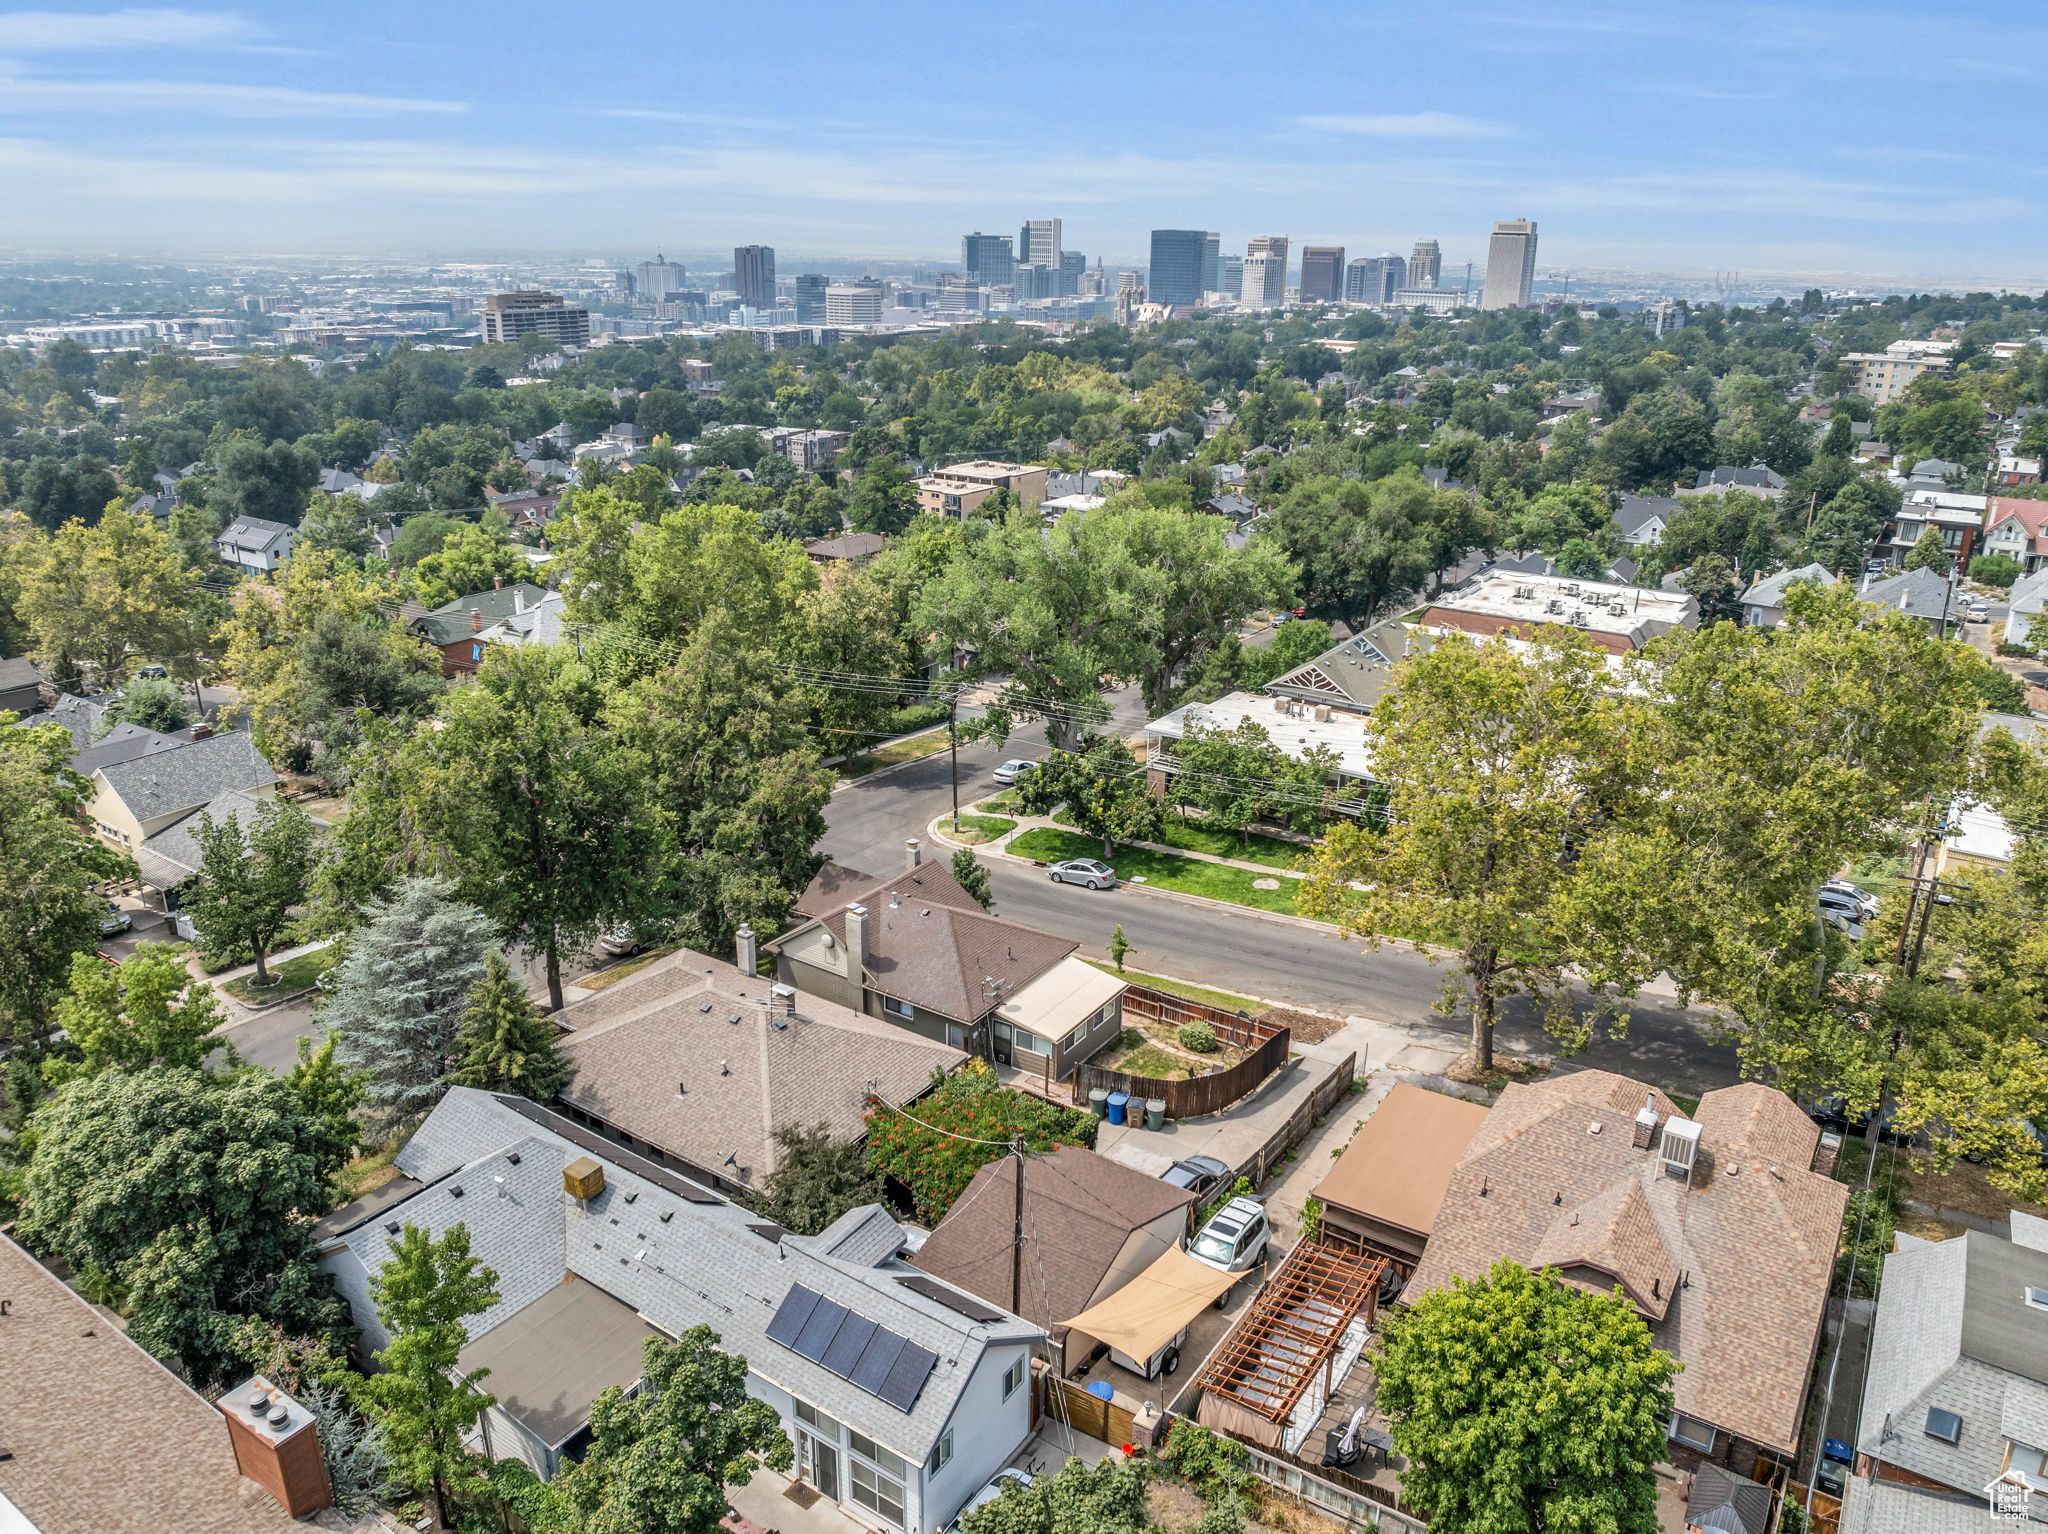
[1987,1476,2032,1522]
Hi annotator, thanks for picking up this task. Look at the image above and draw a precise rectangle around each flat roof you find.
[459,1278,664,1449]
[1313,1083,1490,1238]
[1147,691,1376,780]
[1434,571,1696,641]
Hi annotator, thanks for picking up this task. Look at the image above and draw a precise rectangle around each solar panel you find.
[794,1297,851,1362]
[849,1328,907,1394]
[877,1342,938,1412]
[765,1284,821,1350]
[820,1314,880,1378]
[897,1274,1007,1324]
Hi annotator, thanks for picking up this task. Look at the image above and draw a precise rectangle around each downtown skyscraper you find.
[733,244,776,310]
[1298,245,1345,304]
[1480,220,1538,310]
[1408,239,1442,289]
[1240,236,1289,308]
[1147,229,1221,307]
[962,232,1014,288]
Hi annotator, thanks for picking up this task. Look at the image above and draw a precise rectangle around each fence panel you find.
[1073,1027,1291,1120]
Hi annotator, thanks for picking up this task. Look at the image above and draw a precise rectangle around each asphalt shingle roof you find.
[140,788,312,880]
[411,582,551,645]
[1615,494,1681,537]
[1741,562,1840,610]
[1860,566,1956,622]
[71,721,185,776]
[96,732,277,823]
[1267,619,1427,713]
[11,691,113,752]
[217,515,293,552]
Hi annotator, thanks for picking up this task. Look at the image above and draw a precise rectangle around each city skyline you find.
[0,2,2039,289]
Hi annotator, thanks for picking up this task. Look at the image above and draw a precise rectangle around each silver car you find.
[1190,1197,1269,1275]
[1048,858,1117,890]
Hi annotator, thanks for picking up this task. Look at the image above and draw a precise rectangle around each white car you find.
[1189,1196,1270,1275]
[948,1468,1033,1533]
[1819,882,1878,921]
[992,759,1036,786]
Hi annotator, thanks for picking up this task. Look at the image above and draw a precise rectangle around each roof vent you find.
[1925,1407,1963,1444]
[1659,1117,1702,1179]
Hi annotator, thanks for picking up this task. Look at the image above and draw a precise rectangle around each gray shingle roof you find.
[71,721,185,776]
[323,1089,1040,1461]
[217,516,294,552]
[1860,566,1956,622]
[96,733,277,823]
[411,583,550,645]
[1615,494,1681,537]
[1741,562,1840,610]
[11,692,113,753]
[139,788,315,881]
[1694,465,1788,491]
[1268,620,1426,713]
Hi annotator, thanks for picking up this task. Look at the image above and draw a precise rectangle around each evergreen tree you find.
[1904,524,1952,575]
[448,950,571,1102]
[951,846,995,911]
[324,875,494,1122]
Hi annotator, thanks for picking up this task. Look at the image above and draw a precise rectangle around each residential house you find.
[1616,494,1681,547]
[911,1145,1195,1371]
[1839,1212,2048,1532]
[1886,487,1987,567]
[407,581,553,677]
[1935,715,2048,877]
[1038,493,1105,521]
[1901,457,1970,487]
[316,1088,1044,1529]
[1983,498,2048,575]
[488,489,564,532]
[1738,562,1839,628]
[1995,453,2043,488]
[0,654,44,715]
[128,488,174,520]
[770,852,1126,1075]
[1685,1466,1775,1534]
[550,946,963,1198]
[315,466,363,496]
[1682,465,1788,500]
[1311,1083,1489,1268]
[0,1235,316,1532]
[804,532,889,566]
[9,689,112,752]
[1858,566,1959,633]
[1407,1071,1848,1478]
[215,516,295,575]
[84,731,277,859]
[2006,569,2048,646]
[1418,570,1699,653]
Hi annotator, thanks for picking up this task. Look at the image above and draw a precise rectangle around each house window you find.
[848,1431,905,1480]
[1002,1356,1026,1400]
[794,1398,843,1441]
[928,1430,954,1477]
[1670,1414,1716,1452]
[849,1458,905,1528]
[1011,1028,1047,1056]
[880,995,913,1020]
[2026,1287,2048,1312]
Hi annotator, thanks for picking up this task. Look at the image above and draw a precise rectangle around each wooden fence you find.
[1049,1377,1138,1448]
[1118,985,1283,1050]
[1074,1026,1291,1120]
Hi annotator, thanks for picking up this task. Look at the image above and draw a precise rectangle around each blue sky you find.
[0,1,2039,286]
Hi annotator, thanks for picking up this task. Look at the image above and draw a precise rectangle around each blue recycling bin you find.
[1105,1091,1130,1126]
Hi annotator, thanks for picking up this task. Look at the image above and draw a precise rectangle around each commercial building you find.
[1010,262,1059,302]
[1419,569,1698,653]
[479,291,591,346]
[733,244,777,310]
[1344,253,1406,305]
[792,272,828,323]
[962,232,1014,288]
[1018,218,1062,269]
[1842,348,1951,405]
[824,279,886,326]
[1240,236,1289,308]
[25,320,157,348]
[913,459,1048,517]
[1298,245,1346,303]
[1646,297,1686,336]
[633,254,685,300]
[1480,218,1538,310]
[1408,238,1441,288]
[1388,287,1466,315]
[1147,229,1221,308]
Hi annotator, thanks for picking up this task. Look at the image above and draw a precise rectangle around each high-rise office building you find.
[1480,220,1537,310]
[1409,239,1441,289]
[634,254,685,301]
[1012,262,1060,302]
[1221,254,1243,295]
[1059,250,1086,296]
[733,245,777,311]
[824,278,885,326]
[962,232,1014,289]
[479,291,590,346]
[1240,236,1290,307]
[1299,245,1345,304]
[793,272,828,323]
[1147,230,1220,308]
[1345,252,1408,305]
[1018,219,1062,269]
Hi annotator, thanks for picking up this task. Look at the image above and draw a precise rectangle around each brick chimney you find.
[218,1377,330,1517]
[843,903,869,1012]
[905,837,922,869]
[493,574,504,589]
[1815,1131,1842,1176]
[1632,1092,1660,1150]
[735,923,758,975]
[470,607,482,633]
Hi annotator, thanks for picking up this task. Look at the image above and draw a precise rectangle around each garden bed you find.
[1098,1023,1243,1079]
[1007,828,1307,917]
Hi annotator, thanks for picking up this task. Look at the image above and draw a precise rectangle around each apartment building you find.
[913,460,1048,517]
[479,291,591,347]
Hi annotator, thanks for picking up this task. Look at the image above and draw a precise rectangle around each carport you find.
[1061,1246,1239,1381]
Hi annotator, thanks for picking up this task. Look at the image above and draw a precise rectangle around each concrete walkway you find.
[197,936,336,1009]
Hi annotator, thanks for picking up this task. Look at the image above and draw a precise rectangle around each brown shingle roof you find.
[0,1236,304,1533]
[1313,1083,1489,1240]
[1407,1069,1848,1456]
[555,949,964,1189]
[911,1147,1194,1339]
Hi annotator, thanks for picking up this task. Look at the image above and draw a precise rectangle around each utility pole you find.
[1010,1137,1026,1316]
[948,688,961,831]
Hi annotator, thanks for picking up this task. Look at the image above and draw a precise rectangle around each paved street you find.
[821,695,1745,1095]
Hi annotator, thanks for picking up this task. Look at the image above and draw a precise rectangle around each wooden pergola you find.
[1194,1242,1388,1424]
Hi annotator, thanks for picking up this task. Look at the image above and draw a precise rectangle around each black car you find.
[1160,1155,1231,1199]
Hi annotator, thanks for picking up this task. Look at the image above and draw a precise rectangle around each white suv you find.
[1190,1197,1269,1275]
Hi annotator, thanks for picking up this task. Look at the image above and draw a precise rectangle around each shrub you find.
[1178,1021,1219,1053]
[863,1060,1096,1223]
[1160,1419,1251,1500]
[1970,552,2024,588]
[884,700,950,736]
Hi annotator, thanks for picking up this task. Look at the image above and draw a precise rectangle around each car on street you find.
[1161,1154,1232,1199]
[97,903,132,935]
[946,1470,1034,1534]
[1048,857,1117,890]
[992,758,1035,786]
[1189,1196,1270,1276]
[1272,610,1292,624]
[1819,907,1866,941]
[1819,882,1878,921]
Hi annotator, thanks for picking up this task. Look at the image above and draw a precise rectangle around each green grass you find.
[1110,1040,1207,1079]
[976,790,1026,814]
[1007,827,1307,917]
[1081,961,1263,1015]
[946,813,1016,845]
[838,726,951,780]
[1668,1092,1701,1118]
[1157,817,1311,869]
[221,946,337,1004]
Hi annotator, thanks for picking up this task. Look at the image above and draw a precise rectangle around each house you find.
[215,515,295,575]
[1682,465,1788,500]
[489,490,564,532]
[1615,493,1681,548]
[85,731,278,858]
[1995,453,2043,488]
[2006,568,2048,646]
[1738,562,1839,628]
[315,466,363,495]
[1311,1083,1489,1267]
[1984,498,2048,575]
[8,689,112,752]
[0,654,44,715]
[550,945,964,1197]
[407,581,553,676]
[0,1234,318,1532]
[1902,457,1970,486]
[131,786,326,902]
[804,532,889,565]
[1886,487,1986,567]
[316,1088,1043,1528]
[128,489,174,520]
[1838,1212,2048,1532]
[1685,1466,1775,1534]
[1419,570,1699,653]
[1858,566,1959,633]
[911,1145,1195,1371]
[1200,491,1260,524]
[770,851,1126,1075]
[1407,1071,1848,1479]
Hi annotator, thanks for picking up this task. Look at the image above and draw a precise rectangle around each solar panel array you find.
[766,1283,938,1412]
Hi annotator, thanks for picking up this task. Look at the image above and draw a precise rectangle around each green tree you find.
[1018,736,1163,857]
[448,949,572,1101]
[951,846,995,911]
[846,460,918,535]
[1903,524,1951,574]
[411,515,528,607]
[183,798,320,982]
[1299,628,1637,1073]
[958,1455,1152,1534]
[863,1062,1095,1223]
[1264,472,1441,631]
[212,433,320,526]
[42,944,229,1088]
[357,1224,501,1530]
[533,1329,793,1534]
[296,494,376,561]
[1374,1261,1676,1534]
[17,1067,351,1386]
[1676,552,1743,625]
[1108,924,1132,973]
[388,511,464,569]
[756,1124,885,1237]
[1820,411,1855,458]
[104,672,192,733]
[14,508,204,685]
[1970,552,2023,588]
[285,1031,366,1189]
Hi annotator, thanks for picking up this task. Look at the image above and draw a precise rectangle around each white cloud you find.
[0,7,260,50]
[1295,111,1505,138]
[0,72,466,115]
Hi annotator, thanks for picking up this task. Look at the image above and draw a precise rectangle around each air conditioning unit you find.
[1546,599,1563,614]
[1659,1117,1702,1177]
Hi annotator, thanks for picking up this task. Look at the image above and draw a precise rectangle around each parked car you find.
[1820,907,1866,941]
[597,926,641,957]
[97,903,132,935]
[1048,858,1117,891]
[1961,1117,2048,1169]
[1272,610,1292,625]
[1161,1154,1232,1199]
[1190,1196,1270,1277]
[1820,880,1877,918]
[1818,884,1877,922]
[992,758,1036,786]
[946,1469,1034,1534]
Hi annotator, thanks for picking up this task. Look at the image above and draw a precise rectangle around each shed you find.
[1312,1084,1489,1267]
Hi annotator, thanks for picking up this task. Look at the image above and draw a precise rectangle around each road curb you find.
[992,843,1344,935]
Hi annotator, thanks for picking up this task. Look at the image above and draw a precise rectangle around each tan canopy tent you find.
[1060,1247,1240,1361]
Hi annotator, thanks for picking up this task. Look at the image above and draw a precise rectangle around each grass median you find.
[220,946,337,1005]
[944,813,1016,845]
[1007,827,1309,918]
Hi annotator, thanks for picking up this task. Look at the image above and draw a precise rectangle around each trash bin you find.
[1144,1098,1167,1131]
[1105,1091,1130,1126]
[1085,1380,1115,1402]
[1089,1087,1110,1118]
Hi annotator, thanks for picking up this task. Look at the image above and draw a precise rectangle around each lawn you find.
[576,943,680,991]
[1081,961,1263,1015]
[221,946,337,1005]
[1104,1037,1206,1080]
[1157,817,1311,869]
[975,790,1026,814]
[838,727,951,781]
[1007,828,1307,918]
[943,813,1016,846]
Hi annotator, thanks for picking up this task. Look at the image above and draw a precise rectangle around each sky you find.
[0,1,2040,287]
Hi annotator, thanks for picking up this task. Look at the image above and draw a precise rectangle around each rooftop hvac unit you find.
[1563,583,1581,597]
[1546,599,1564,614]
[1609,602,1629,617]
[1514,585,1535,600]
[1659,1117,1702,1178]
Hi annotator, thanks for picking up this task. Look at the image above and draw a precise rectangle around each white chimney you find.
[734,923,757,975]
[843,904,868,1012]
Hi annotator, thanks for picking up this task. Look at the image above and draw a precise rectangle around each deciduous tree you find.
[756,1124,885,1237]
[14,507,204,685]
[42,944,228,1087]
[1017,736,1163,857]
[183,797,320,982]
